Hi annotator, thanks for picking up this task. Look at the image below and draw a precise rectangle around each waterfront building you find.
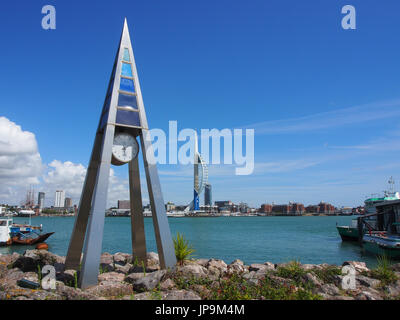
[305,205,320,214]
[215,200,237,213]
[64,197,73,208]
[239,202,250,214]
[204,183,212,206]
[260,204,273,215]
[54,190,65,208]
[37,192,45,209]
[118,200,130,210]
[272,204,290,215]
[289,202,305,215]
[318,202,335,214]
[166,202,175,211]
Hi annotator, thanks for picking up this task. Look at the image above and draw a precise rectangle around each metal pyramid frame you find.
[64,19,176,289]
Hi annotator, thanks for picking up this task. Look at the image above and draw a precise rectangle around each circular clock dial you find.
[112,133,138,164]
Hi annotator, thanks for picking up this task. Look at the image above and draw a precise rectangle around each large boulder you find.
[303,272,322,287]
[161,289,201,300]
[113,252,130,266]
[98,272,125,283]
[125,273,146,284]
[132,270,167,292]
[194,259,210,267]
[86,281,133,298]
[0,268,25,290]
[206,259,227,279]
[175,264,209,279]
[356,275,381,288]
[12,250,65,273]
[318,283,340,296]
[342,261,369,274]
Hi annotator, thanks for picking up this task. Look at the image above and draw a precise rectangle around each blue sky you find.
[1,0,400,208]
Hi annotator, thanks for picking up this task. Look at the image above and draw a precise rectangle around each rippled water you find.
[0,215,380,267]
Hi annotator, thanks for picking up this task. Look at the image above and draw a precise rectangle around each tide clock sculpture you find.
[64,19,176,289]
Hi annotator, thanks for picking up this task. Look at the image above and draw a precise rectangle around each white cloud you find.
[42,160,131,208]
[0,117,42,204]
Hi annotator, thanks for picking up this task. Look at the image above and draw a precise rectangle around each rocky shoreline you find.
[0,250,399,300]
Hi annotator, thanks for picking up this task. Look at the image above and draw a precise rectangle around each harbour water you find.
[0,215,380,267]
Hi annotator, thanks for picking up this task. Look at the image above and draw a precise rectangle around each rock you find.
[327,295,355,300]
[301,264,316,271]
[27,290,63,300]
[319,283,340,296]
[98,272,125,283]
[100,263,114,273]
[100,253,113,265]
[191,284,211,298]
[57,269,77,286]
[342,261,369,273]
[303,273,322,287]
[207,259,227,279]
[113,253,128,266]
[21,272,39,284]
[161,289,201,300]
[130,292,153,300]
[263,262,276,271]
[86,281,133,297]
[176,264,209,279]
[129,265,158,274]
[207,259,227,271]
[391,263,400,272]
[356,275,381,288]
[0,252,20,268]
[195,259,210,267]
[56,282,97,300]
[249,264,268,272]
[355,289,383,300]
[114,263,131,274]
[147,252,159,262]
[125,273,146,284]
[0,268,25,289]
[160,278,176,290]
[146,252,160,270]
[13,253,41,272]
[385,282,400,297]
[132,270,166,292]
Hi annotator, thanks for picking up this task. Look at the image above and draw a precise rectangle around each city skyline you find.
[1,1,400,208]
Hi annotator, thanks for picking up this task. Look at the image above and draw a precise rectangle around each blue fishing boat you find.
[0,218,54,246]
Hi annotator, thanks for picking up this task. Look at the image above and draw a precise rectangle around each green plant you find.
[142,261,146,277]
[313,265,342,284]
[370,255,398,286]
[37,265,42,284]
[276,260,306,284]
[173,232,195,265]
[74,272,78,289]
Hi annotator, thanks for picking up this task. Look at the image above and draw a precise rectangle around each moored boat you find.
[336,219,359,241]
[363,233,400,259]
[0,218,54,246]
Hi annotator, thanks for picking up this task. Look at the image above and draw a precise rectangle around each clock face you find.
[112,133,138,164]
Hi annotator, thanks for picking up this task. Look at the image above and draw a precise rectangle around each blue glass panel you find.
[116,109,141,127]
[123,48,130,62]
[118,93,137,109]
[120,78,135,92]
[121,63,133,77]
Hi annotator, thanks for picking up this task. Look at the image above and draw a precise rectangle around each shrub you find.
[276,260,306,284]
[313,265,342,284]
[370,255,399,286]
[173,232,195,265]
